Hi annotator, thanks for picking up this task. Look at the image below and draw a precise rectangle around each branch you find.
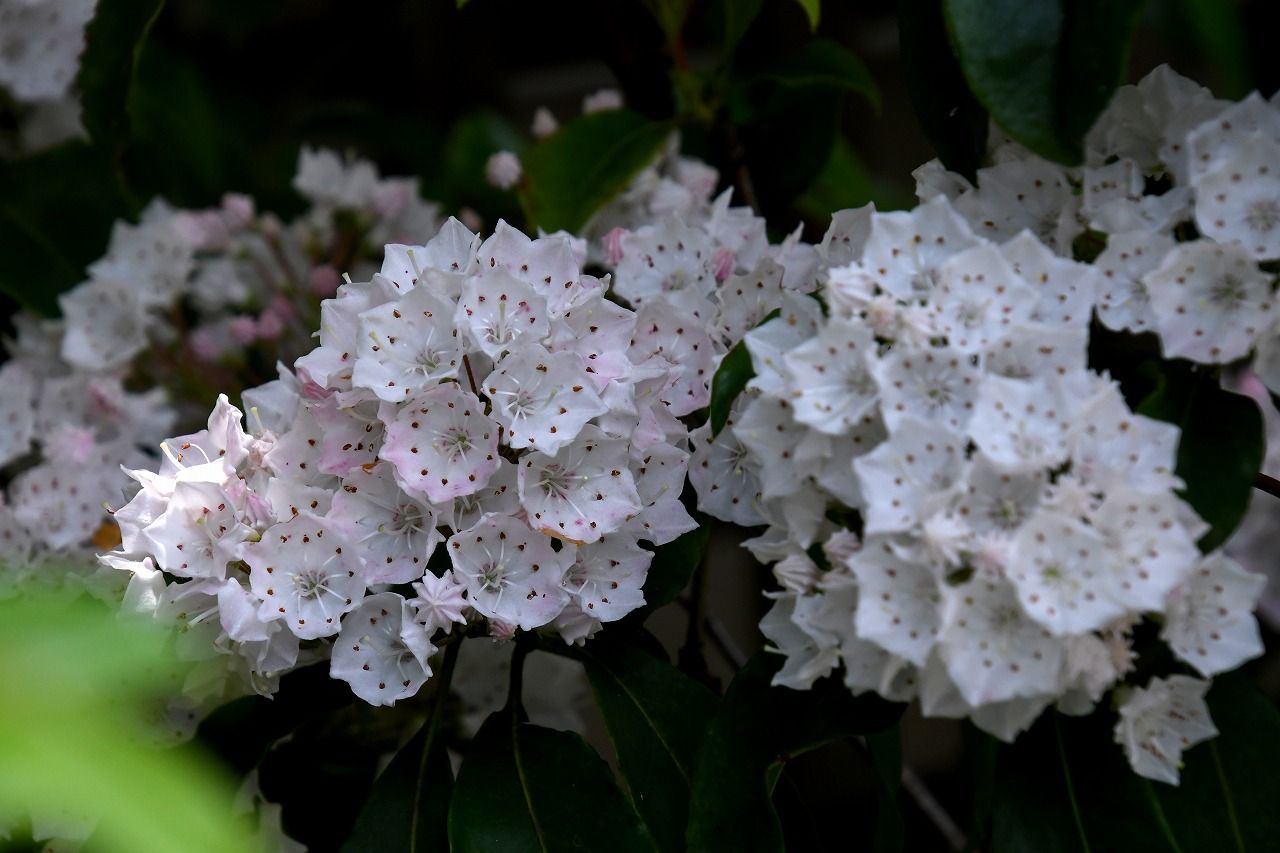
[1255,472,1280,501]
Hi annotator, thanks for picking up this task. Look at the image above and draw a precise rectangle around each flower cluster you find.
[0,0,96,153]
[100,216,700,709]
[0,150,440,603]
[690,81,1270,780]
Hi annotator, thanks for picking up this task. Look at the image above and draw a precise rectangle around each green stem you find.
[506,637,531,716]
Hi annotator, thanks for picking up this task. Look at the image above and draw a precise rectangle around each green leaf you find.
[753,38,879,110]
[342,643,461,853]
[635,521,710,615]
[0,591,258,853]
[342,732,453,853]
[709,339,754,437]
[1151,672,1280,850]
[448,711,656,852]
[990,674,1280,852]
[718,0,764,54]
[944,0,1144,164]
[794,0,821,30]
[519,110,671,234]
[898,0,988,181]
[77,0,168,152]
[1138,368,1265,552]
[866,728,905,853]
[686,653,905,852]
[580,638,719,851]
[794,137,915,222]
[0,141,135,315]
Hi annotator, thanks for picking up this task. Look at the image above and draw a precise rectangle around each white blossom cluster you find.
[98,215,701,710]
[947,66,1280,392]
[690,74,1272,783]
[0,0,96,152]
[0,149,441,608]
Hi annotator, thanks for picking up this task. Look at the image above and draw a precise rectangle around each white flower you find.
[849,538,942,665]
[930,243,1038,354]
[783,317,879,435]
[245,513,365,640]
[325,462,439,585]
[1008,510,1126,635]
[1094,230,1173,334]
[873,343,980,433]
[352,283,463,401]
[854,418,963,536]
[483,343,607,453]
[447,513,573,629]
[1163,552,1265,676]
[1144,240,1276,363]
[1115,675,1217,785]
[517,426,641,544]
[380,383,501,503]
[859,195,979,299]
[1194,133,1280,259]
[331,592,435,705]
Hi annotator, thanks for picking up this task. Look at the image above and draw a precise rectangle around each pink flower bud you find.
[189,327,224,362]
[220,193,255,229]
[228,315,259,345]
[713,247,736,282]
[602,227,628,266]
[255,310,284,341]
[484,151,523,191]
[459,207,484,234]
[531,107,559,139]
[308,264,341,297]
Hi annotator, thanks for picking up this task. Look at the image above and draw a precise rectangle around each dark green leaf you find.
[1054,0,1147,148]
[520,110,671,234]
[434,111,525,223]
[753,39,879,110]
[635,521,710,615]
[944,0,1144,164]
[1163,0,1250,99]
[448,711,656,852]
[1152,672,1280,851]
[898,0,988,181]
[793,137,915,223]
[710,340,754,437]
[77,0,167,152]
[1138,368,1264,552]
[580,638,719,851]
[866,728,905,853]
[794,0,821,30]
[342,728,453,853]
[718,0,764,54]
[0,141,135,315]
[991,675,1280,853]
[687,653,905,852]
[0,207,82,316]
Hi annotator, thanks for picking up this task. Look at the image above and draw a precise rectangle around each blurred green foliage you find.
[0,590,257,853]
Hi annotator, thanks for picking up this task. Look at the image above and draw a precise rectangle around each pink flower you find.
[228,315,259,345]
[603,227,628,265]
[713,247,736,282]
[308,264,341,297]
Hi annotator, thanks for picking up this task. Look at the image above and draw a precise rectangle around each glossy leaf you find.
[754,39,880,110]
[944,0,1144,164]
[991,674,1280,852]
[580,638,719,851]
[794,0,821,30]
[449,711,656,852]
[709,340,754,437]
[77,0,167,152]
[898,0,988,180]
[1138,368,1265,552]
[519,109,671,234]
[342,644,461,853]
[686,653,906,852]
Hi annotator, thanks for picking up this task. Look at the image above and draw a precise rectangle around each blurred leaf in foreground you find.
[0,588,258,853]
